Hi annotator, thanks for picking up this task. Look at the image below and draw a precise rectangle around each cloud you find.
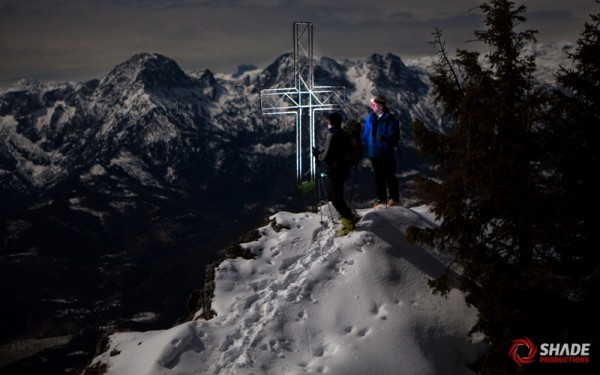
[0,0,597,88]
[86,0,214,8]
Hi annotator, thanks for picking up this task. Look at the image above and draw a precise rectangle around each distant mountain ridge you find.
[0,41,573,373]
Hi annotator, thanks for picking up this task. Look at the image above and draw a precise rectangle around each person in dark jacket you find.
[313,112,354,236]
[361,95,401,207]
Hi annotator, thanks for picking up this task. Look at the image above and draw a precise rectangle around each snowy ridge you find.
[0,44,572,195]
[86,206,485,375]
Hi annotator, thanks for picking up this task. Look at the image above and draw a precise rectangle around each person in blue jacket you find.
[361,95,401,207]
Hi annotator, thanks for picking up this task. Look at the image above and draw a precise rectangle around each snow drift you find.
[86,205,486,375]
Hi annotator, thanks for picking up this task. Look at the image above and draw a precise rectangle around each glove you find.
[312,147,320,158]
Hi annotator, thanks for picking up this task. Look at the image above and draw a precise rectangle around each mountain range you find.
[0,41,573,373]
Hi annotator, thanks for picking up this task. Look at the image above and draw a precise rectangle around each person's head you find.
[370,95,387,115]
[328,112,343,128]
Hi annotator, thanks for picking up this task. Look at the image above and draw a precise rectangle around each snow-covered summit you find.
[100,53,197,90]
[85,205,486,375]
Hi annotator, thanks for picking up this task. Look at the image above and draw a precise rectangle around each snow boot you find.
[373,200,386,208]
[336,217,355,237]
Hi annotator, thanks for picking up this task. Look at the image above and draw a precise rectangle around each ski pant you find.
[327,166,353,220]
[371,155,399,202]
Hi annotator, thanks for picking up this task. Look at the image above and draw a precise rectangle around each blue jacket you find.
[361,111,400,158]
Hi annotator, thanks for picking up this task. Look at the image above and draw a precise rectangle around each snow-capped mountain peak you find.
[100,53,196,90]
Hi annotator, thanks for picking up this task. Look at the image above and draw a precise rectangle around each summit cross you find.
[260,21,345,194]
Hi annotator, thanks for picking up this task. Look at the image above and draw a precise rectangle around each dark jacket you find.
[318,127,349,171]
[361,111,400,158]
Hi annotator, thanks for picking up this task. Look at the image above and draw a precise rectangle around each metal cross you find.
[260,21,345,194]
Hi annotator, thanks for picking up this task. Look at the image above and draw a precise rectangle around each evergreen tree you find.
[546,10,600,270]
[539,7,600,370]
[407,1,599,373]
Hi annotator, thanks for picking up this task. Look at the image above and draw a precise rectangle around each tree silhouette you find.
[407,1,600,373]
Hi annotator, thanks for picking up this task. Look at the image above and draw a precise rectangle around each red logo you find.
[510,337,538,366]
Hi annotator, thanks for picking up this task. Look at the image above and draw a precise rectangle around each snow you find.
[0,126,65,186]
[33,101,76,133]
[109,151,162,188]
[90,164,107,176]
[68,197,106,222]
[346,66,375,103]
[252,142,295,157]
[87,205,487,375]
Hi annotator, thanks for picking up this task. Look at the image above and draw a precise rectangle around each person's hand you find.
[312,147,320,157]
[378,134,387,141]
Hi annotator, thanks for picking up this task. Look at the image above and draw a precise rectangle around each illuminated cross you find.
[260,21,345,197]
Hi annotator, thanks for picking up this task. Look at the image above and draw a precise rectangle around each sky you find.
[0,1,597,89]
[85,205,489,374]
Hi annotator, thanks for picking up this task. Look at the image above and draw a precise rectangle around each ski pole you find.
[379,135,388,208]
[348,166,357,210]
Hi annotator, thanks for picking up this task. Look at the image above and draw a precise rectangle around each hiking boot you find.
[373,200,386,208]
[336,217,355,237]
[388,199,398,207]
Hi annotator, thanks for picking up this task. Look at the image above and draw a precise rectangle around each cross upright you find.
[260,21,345,200]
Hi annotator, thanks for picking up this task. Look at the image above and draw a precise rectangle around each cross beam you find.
[260,22,345,190]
